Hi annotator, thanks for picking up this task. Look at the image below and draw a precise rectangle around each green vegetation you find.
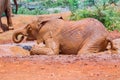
[70,0,120,31]
[70,7,120,31]
[16,0,120,31]
[17,0,79,15]
[18,7,49,15]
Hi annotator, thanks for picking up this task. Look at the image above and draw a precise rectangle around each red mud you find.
[0,12,120,80]
[1,55,120,80]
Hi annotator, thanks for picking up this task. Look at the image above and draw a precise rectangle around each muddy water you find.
[0,41,35,57]
[2,41,35,49]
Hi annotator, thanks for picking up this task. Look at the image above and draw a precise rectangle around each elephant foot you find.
[30,44,55,55]
[0,28,3,33]
[9,26,14,30]
[30,47,55,55]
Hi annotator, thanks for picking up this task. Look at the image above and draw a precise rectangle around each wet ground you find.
[1,55,120,80]
[1,12,120,80]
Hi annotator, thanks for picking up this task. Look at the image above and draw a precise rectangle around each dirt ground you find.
[1,12,120,80]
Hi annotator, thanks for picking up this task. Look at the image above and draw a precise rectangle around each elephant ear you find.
[26,24,31,30]
[41,20,49,26]
[39,16,63,25]
[24,24,32,35]
[37,16,63,30]
[38,19,49,30]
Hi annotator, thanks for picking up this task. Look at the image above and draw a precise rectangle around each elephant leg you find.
[30,45,55,55]
[10,5,14,17]
[0,17,3,33]
[45,38,60,55]
[77,38,108,54]
[9,0,14,17]
[5,7,14,30]
[77,44,92,54]
[30,38,60,55]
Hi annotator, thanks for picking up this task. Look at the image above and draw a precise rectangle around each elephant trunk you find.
[12,30,26,43]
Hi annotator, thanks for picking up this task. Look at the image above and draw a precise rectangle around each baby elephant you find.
[12,17,115,55]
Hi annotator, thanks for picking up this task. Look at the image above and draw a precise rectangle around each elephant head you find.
[12,21,40,43]
[12,16,64,43]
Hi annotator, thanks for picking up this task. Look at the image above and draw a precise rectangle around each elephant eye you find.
[38,23,41,27]
[29,27,32,31]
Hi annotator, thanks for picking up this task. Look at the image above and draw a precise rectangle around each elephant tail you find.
[13,0,18,14]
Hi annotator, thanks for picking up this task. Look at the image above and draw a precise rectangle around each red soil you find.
[0,12,120,80]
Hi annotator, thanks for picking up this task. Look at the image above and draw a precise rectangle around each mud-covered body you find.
[13,17,112,55]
